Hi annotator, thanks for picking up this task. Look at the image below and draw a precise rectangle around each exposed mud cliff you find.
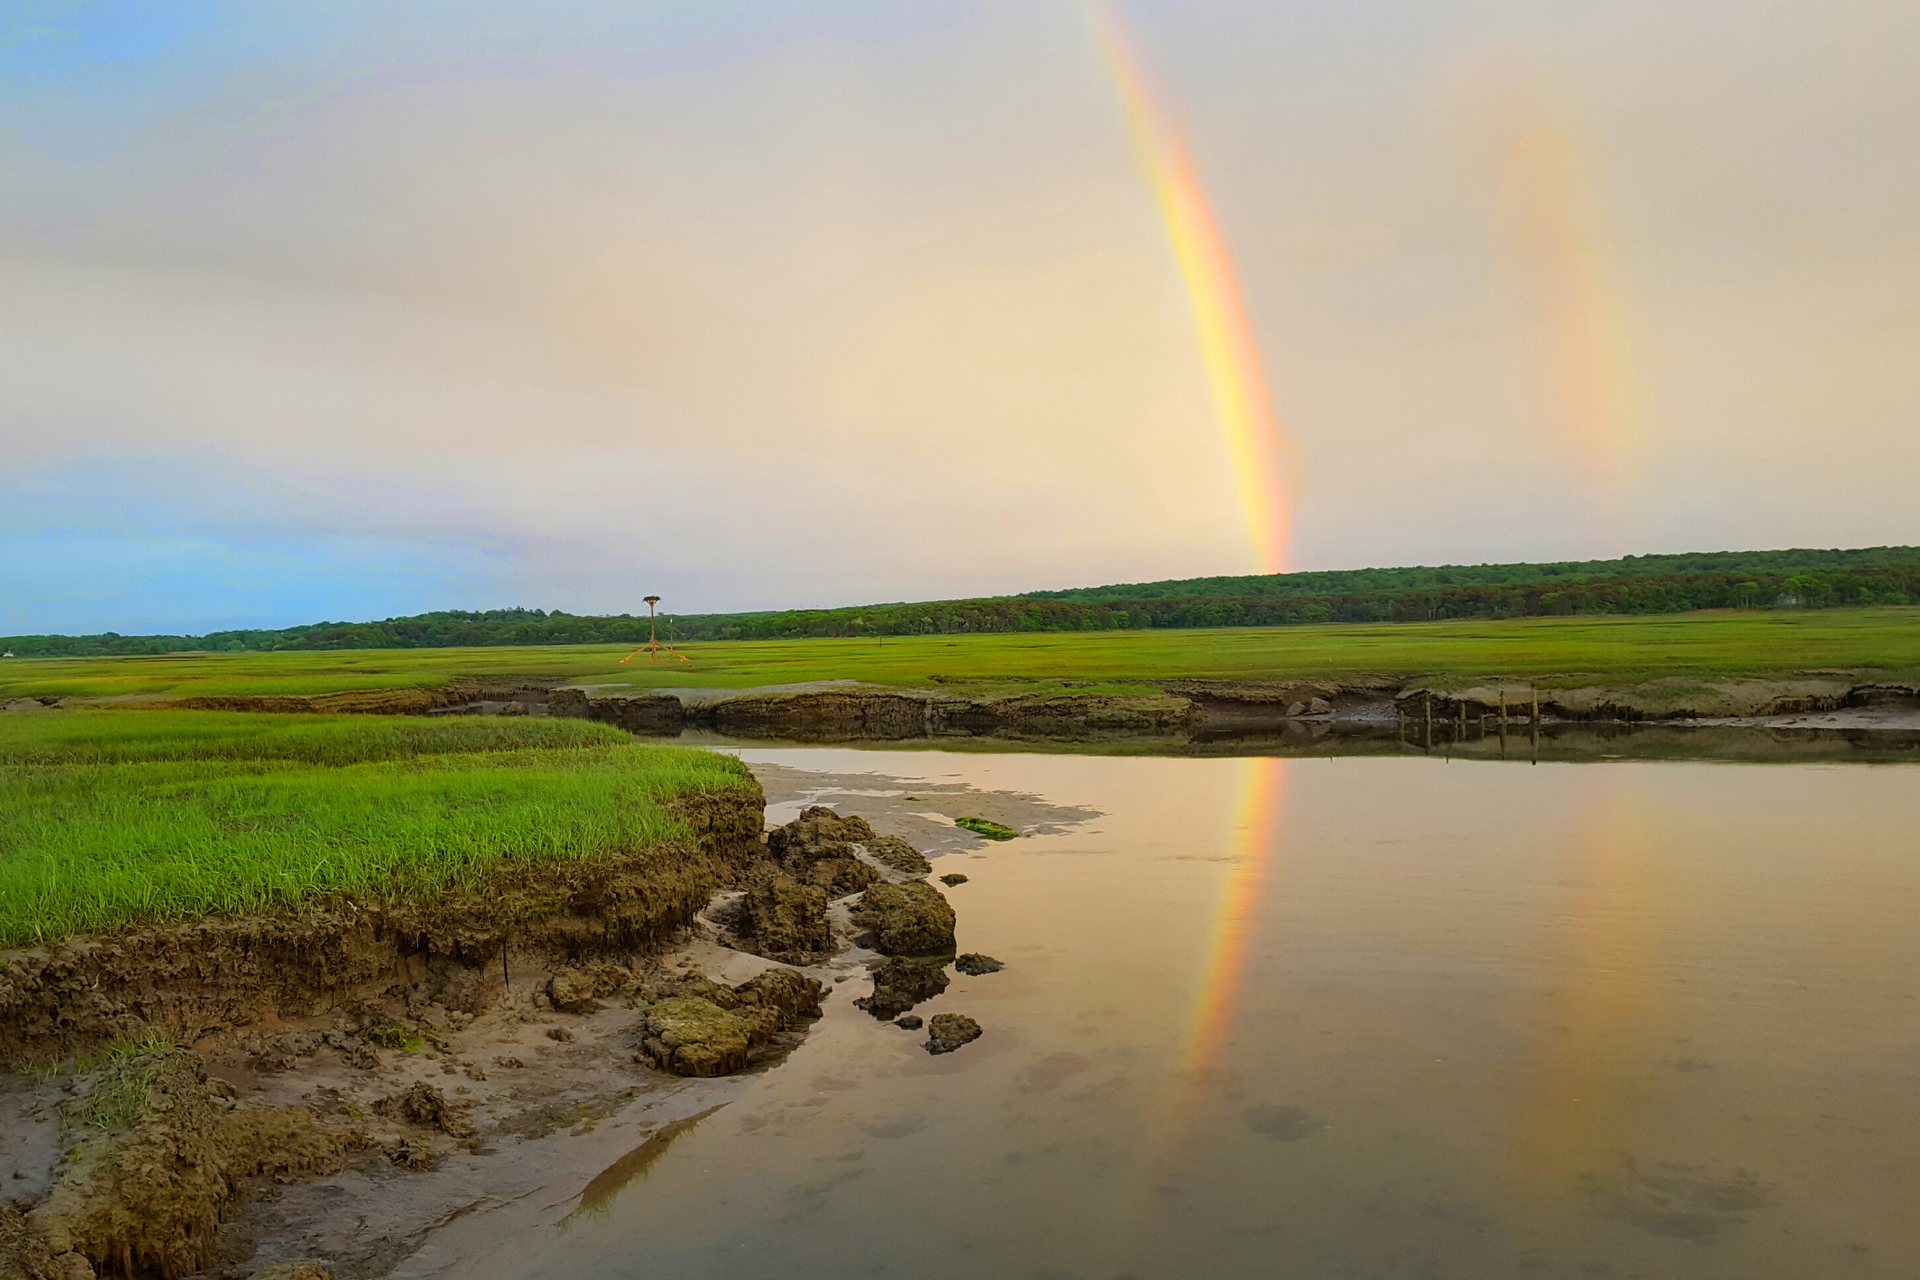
[0,789,763,1070]
[65,673,1920,738]
[1395,678,1920,722]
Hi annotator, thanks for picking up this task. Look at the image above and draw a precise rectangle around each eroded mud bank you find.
[0,785,768,1279]
[33,671,1920,740]
[0,790,762,1071]
[0,763,1034,1280]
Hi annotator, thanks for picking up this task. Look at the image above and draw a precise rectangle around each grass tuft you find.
[63,1031,178,1133]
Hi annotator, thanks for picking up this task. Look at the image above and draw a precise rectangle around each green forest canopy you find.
[7,546,1918,657]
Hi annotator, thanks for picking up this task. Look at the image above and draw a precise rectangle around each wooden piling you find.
[1530,685,1540,764]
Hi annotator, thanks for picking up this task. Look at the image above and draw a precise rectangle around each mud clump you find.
[854,958,950,1020]
[768,806,875,860]
[954,953,1003,976]
[766,806,880,899]
[802,854,879,897]
[241,1027,380,1073]
[895,1015,923,1031]
[637,999,764,1077]
[635,967,823,1077]
[0,1205,73,1280]
[374,1082,473,1137]
[19,1050,356,1280]
[739,866,832,963]
[862,836,931,876]
[850,881,956,956]
[939,873,969,887]
[548,969,603,1013]
[548,961,639,1013]
[925,1013,982,1055]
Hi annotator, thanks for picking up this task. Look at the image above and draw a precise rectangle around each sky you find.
[2,0,1915,634]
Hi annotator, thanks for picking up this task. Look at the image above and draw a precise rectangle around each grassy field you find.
[0,711,750,946]
[2,608,1917,701]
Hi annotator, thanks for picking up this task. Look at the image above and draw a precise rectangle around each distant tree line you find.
[1024,545,1920,602]
[5,551,1917,657]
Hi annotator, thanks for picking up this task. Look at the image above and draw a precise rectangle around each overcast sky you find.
[4,0,1915,633]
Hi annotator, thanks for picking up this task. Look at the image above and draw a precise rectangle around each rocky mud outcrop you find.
[854,958,950,1021]
[767,806,883,897]
[925,1013,982,1055]
[634,968,823,1077]
[849,881,957,956]
[737,866,832,963]
[863,835,932,875]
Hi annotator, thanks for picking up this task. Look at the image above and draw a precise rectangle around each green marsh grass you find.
[0,712,750,947]
[3,608,1917,702]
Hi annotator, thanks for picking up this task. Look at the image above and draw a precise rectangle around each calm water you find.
[450,748,1920,1279]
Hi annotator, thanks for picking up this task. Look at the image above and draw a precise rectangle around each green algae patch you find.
[954,816,1018,841]
[0,711,752,947]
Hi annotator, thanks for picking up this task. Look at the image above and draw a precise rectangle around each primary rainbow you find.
[1089,2,1293,573]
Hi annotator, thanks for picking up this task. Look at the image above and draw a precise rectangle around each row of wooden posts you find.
[1397,687,1543,758]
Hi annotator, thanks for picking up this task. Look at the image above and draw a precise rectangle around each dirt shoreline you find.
[0,763,1050,1280]
[22,672,1919,739]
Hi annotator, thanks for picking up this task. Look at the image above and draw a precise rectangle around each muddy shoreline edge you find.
[24,672,1920,740]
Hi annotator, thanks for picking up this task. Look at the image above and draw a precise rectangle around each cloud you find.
[3,0,1918,632]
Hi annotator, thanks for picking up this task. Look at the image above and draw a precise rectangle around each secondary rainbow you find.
[1089,2,1294,574]
[1503,92,1639,518]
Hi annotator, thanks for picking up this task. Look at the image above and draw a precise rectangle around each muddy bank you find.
[0,765,1019,1280]
[33,670,1920,740]
[0,790,762,1071]
[546,675,1920,740]
[549,685,1195,739]
[0,780,765,1278]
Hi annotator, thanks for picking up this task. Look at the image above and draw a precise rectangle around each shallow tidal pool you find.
[431,747,1920,1280]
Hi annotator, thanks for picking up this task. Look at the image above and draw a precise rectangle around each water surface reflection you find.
[446,750,1919,1280]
